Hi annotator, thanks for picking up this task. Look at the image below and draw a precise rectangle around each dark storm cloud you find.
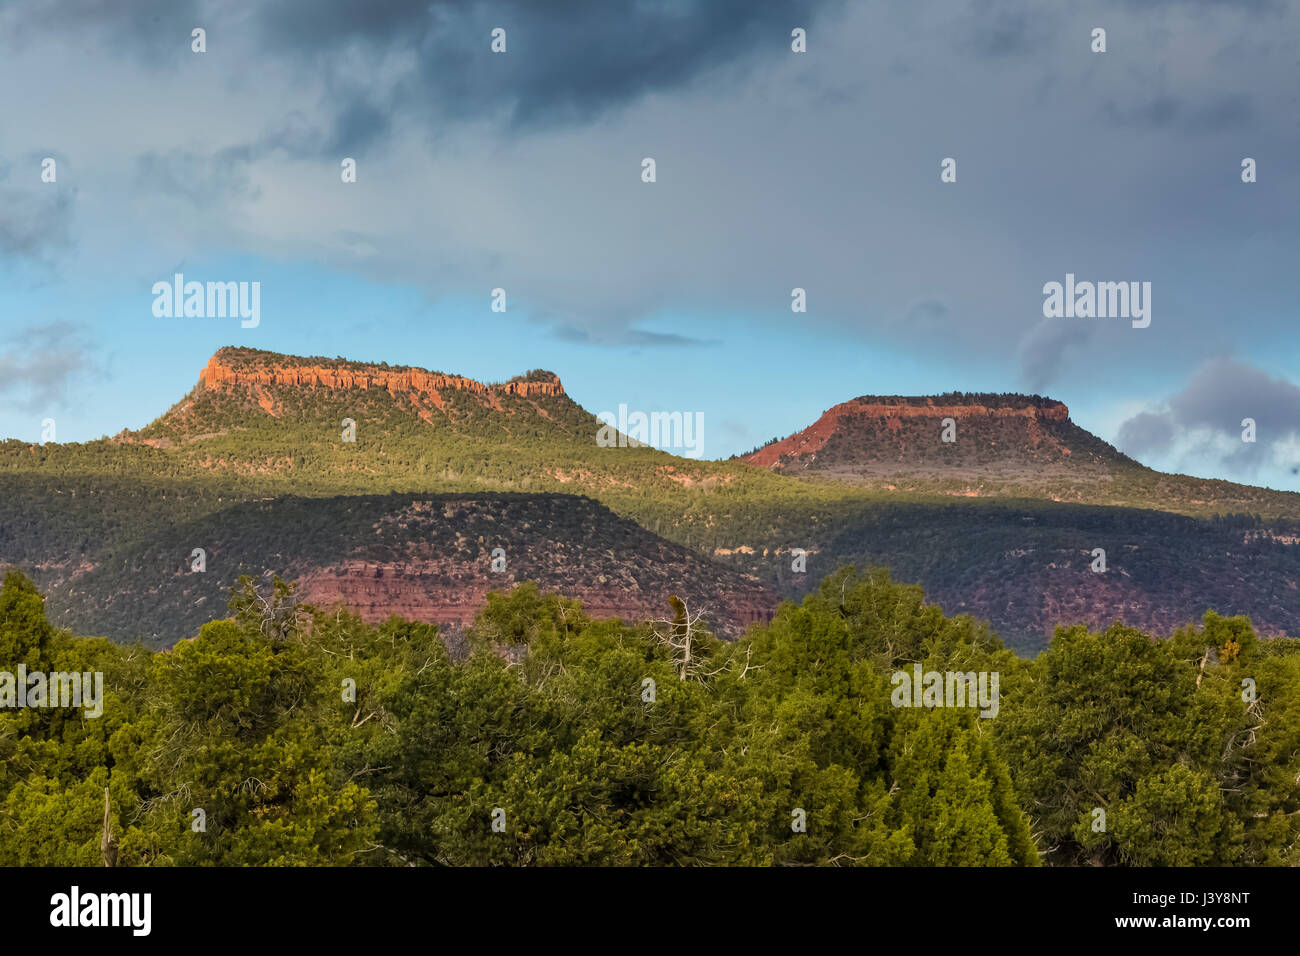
[254,0,834,126]
[1117,358,1300,467]
[1,0,203,58]
[1115,410,1177,456]
[1168,358,1300,435]
[7,0,837,145]
[322,98,393,155]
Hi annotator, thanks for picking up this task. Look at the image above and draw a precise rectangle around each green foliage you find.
[0,567,1295,866]
[0,569,54,670]
[993,611,1300,866]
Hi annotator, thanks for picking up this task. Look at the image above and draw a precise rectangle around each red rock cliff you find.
[745,396,1072,468]
[198,351,564,398]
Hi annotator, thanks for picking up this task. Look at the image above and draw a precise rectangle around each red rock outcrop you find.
[197,349,564,399]
[292,561,777,637]
[746,397,1071,469]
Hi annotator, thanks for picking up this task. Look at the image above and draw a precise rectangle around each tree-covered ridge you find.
[1,566,1295,866]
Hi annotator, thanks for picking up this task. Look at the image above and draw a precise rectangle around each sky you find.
[1,0,1297,486]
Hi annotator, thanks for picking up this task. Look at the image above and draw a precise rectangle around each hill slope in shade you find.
[46,492,779,648]
[725,501,1300,651]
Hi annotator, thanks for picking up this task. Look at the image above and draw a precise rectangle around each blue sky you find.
[1,0,1298,485]
[1,252,1020,453]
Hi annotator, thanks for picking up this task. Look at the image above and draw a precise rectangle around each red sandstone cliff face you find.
[746,398,1072,469]
[291,560,777,637]
[743,395,1107,481]
[276,497,779,638]
[197,351,564,399]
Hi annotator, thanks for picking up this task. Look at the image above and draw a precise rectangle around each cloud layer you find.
[1117,357,1300,485]
[0,322,98,411]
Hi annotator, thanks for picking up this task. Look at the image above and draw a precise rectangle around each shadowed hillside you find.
[44,492,780,648]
